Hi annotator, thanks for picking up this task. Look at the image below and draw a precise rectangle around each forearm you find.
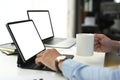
[59,59,120,80]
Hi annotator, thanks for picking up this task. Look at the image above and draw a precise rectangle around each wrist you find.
[55,55,67,72]
[117,41,120,56]
[58,60,64,72]
[55,54,74,72]
[111,40,120,53]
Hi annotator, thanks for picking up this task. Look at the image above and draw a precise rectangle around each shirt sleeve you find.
[61,59,120,80]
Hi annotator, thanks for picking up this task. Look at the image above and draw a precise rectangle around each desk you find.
[104,52,120,68]
[0,46,107,80]
[0,52,67,80]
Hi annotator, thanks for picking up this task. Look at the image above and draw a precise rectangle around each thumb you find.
[35,57,42,66]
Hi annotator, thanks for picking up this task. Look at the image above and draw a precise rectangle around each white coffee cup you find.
[76,33,94,56]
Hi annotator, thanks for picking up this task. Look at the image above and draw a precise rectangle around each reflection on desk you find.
[73,52,105,67]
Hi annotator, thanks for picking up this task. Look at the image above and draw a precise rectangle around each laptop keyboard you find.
[55,38,75,48]
[45,38,76,48]
[45,38,66,45]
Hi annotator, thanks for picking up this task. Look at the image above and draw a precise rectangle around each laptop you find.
[6,20,74,70]
[6,20,51,70]
[27,10,76,48]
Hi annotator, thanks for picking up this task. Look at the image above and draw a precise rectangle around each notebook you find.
[27,10,76,48]
[6,20,50,70]
[0,42,18,55]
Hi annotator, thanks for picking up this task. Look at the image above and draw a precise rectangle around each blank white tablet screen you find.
[9,21,44,61]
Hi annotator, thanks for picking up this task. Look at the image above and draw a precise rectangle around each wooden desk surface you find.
[104,53,120,68]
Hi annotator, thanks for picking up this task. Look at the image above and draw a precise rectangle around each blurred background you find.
[77,0,120,40]
[0,0,120,45]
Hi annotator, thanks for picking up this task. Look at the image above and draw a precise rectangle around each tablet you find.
[6,20,45,62]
